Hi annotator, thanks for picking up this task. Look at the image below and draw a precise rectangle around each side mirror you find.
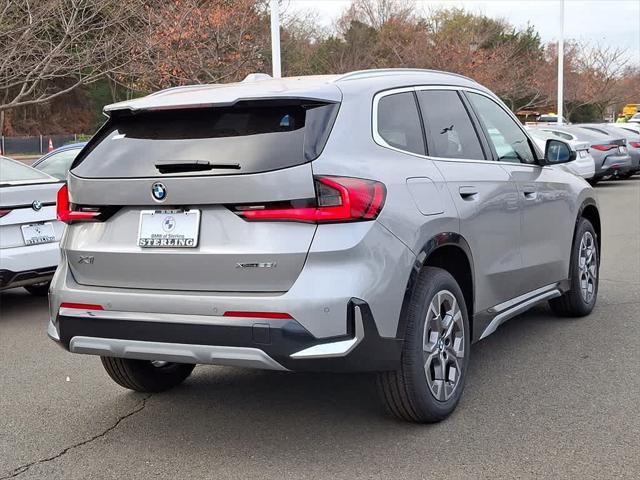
[544,139,576,165]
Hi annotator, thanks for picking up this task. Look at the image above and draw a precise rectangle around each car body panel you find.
[49,69,599,372]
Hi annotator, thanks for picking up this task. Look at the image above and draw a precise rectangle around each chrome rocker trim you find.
[479,284,562,340]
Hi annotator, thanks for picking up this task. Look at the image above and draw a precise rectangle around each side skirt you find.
[473,281,569,342]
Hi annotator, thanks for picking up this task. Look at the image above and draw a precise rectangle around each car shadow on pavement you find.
[0,289,48,320]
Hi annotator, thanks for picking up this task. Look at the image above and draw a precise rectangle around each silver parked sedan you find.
[535,125,632,183]
[48,69,600,422]
[579,124,640,178]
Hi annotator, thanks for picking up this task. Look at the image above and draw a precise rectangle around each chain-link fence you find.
[0,134,88,156]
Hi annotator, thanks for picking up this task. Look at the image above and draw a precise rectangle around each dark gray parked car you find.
[533,124,633,183]
[48,69,601,422]
[578,124,640,178]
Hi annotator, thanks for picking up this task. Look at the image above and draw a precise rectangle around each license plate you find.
[579,150,588,158]
[21,222,56,246]
[619,146,627,154]
[137,209,200,248]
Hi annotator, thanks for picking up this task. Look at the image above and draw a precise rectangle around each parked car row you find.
[526,123,640,184]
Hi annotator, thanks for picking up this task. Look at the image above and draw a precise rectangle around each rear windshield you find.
[72,100,339,178]
[0,157,55,184]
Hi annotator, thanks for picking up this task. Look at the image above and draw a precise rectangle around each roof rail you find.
[333,68,475,83]
[147,84,213,97]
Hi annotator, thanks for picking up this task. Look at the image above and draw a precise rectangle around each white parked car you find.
[526,128,595,180]
[607,122,640,136]
[0,156,64,295]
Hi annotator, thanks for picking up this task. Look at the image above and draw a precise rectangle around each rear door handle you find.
[459,186,478,199]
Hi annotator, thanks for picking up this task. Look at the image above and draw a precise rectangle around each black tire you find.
[24,281,50,296]
[101,357,195,392]
[618,172,633,180]
[588,178,599,186]
[549,217,599,317]
[377,267,470,423]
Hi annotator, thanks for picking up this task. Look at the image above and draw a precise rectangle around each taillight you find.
[234,176,386,223]
[56,184,101,224]
[591,144,617,151]
[0,209,11,218]
[629,141,640,148]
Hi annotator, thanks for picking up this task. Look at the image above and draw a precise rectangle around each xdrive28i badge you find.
[151,182,167,202]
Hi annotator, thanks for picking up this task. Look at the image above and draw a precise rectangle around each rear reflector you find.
[60,302,104,311]
[591,144,617,152]
[57,184,101,224]
[223,311,293,319]
[234,176,386,223]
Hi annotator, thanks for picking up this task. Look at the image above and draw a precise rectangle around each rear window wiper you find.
[154,160,240,174]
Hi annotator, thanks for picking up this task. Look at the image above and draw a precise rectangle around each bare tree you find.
[120,0,270,91]
[0,0,148,115]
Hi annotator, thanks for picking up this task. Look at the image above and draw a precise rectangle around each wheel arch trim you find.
[395,232,475,340]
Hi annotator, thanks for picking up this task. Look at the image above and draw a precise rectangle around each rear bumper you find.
[48,299,403,372]
[0,266,56,290]
[0,240,60,273]
[595,154,633,177]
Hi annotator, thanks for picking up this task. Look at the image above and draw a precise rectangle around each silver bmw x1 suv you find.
[49,69,600,422]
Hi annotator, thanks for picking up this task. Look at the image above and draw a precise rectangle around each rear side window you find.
[468,93,536,164]
[376,92,425,155]
[72,101,338,178]
[417,90,485,160]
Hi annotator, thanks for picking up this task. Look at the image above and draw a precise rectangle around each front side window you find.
[468,93,536,164]
[376,92,425,155]
[417,90,485,160]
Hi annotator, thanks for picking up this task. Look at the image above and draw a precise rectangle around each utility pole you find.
[557,0,565,124]
[270,0,281,78]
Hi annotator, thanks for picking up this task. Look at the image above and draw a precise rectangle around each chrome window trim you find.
[372,84,545,169]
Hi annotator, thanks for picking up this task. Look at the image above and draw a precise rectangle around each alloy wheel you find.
[579,231,597,303]
[423,290,465,401]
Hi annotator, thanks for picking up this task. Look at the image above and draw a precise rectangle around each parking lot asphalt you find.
[1,178,639,480]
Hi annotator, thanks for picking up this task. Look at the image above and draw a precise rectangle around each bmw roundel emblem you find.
[31,200,42,211]
[151,182,167,202]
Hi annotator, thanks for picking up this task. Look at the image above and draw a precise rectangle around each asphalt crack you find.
[2,394,152,479]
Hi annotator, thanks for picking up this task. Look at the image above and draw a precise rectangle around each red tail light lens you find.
[591,144,617,151]
[629,141,640,148]
[0,209,11,218]
[57,184,101,224]
[235,176,386,223]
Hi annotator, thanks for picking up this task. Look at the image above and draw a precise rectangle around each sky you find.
[285,0,640,65]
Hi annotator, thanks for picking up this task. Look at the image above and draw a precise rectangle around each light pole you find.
[557,0,564,124]
[270,0,282,78]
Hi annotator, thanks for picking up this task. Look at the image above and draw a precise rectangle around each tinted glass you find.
[72,101,338,178]
[35,148,81,180]
[469,93,536,164]
[417,90,484,160]
[0,157,53,183]
[377,92,425,155]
